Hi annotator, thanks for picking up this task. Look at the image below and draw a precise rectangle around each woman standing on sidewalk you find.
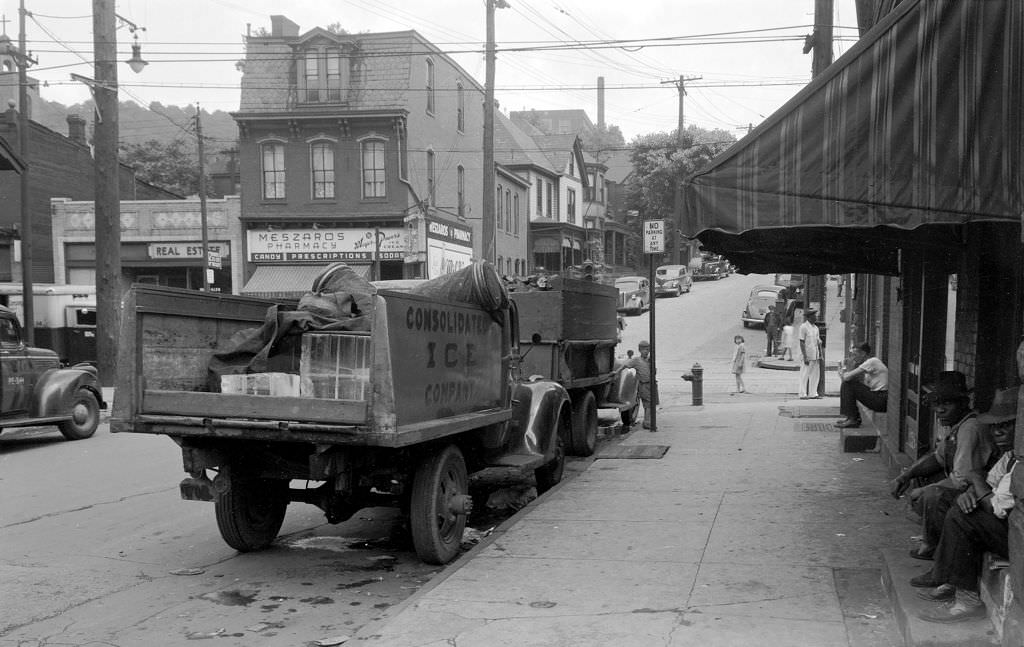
[731,335,747,393]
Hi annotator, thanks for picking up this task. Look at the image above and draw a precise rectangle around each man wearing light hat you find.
[797,309,822,398]
[912,386,1018,622]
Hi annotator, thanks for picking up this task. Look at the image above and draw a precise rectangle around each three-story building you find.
[232,16,484,295]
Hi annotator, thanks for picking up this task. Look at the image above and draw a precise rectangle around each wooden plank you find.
[142,390,367,424]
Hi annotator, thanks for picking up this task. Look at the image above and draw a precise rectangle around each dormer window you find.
[299,46,348,104]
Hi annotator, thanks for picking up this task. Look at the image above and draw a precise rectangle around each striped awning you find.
[240,264,371,298]
[681,0,1024,275]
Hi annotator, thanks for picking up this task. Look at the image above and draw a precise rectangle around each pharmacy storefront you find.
[240,226,407,298]
[425,218,473,279]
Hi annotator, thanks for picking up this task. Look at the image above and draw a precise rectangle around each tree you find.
[120,138,201,197]
[624,125,735,268]
[581,124,625,162]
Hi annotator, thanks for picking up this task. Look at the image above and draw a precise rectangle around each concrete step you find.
[880,549,998,646]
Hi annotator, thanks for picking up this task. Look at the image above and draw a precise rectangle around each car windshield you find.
[755,289,780,298]
[617,281,641,291]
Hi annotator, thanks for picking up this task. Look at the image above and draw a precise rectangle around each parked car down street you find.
[654,264,692,297]
[741,284,785,328]
[614,276,651,315]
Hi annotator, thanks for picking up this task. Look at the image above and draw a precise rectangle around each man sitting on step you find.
[834,342,888,428]
[910,386,1018,623]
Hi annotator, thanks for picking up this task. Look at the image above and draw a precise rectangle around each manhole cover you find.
[798,422,837,432]
[595,445,670,459]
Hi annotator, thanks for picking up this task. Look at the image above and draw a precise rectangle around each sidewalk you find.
[353,286,921,646]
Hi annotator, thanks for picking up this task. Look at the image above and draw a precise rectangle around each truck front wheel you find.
[215,477,289,552]
[58,388,100,440]
[410,445,469,564]
[535,409,569,493]
[568,390,598,457]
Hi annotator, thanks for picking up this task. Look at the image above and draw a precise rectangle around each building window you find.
[457,165,465,218]
[261,142,286,199]
[425,58,435,114]
[305,51,319,102]
[505,190,511,233]
[457,81,465,132]
[497,256,503,274]
[427,150,436,206]
[361,140,386,198]
[567,188,576,224]
[513,194,519,235]
[300,48,347,104]
[535,180,543,217]
[546,181,553,217]
[569,154,574,177]
[496,185,503,231]
[586,172,596,202]
[326,48,342,101]
[310,142,335,199]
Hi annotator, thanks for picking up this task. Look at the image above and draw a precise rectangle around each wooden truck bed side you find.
[111,285,512,446]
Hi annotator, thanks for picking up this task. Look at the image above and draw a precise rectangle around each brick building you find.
[231,16,485,295]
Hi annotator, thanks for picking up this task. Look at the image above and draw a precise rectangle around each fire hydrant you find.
[681,362,704,406]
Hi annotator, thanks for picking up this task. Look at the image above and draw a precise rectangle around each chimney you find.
[597,76,605,129]
[67,114,87,145]
[270,15,300,37]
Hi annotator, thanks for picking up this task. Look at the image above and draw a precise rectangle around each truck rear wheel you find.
[410,445,469,565]
[535,409,569,493]
[568,390,598,457]
[215,477,288,552]
[58,388,100,440]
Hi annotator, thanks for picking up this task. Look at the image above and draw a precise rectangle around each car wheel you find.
[58,387,101,440]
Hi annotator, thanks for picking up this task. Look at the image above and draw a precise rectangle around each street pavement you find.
[352,283,919,646]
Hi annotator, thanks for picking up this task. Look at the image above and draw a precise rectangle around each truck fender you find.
[510,379,570,461]
[32,366,104,418]
[609,365,639,411]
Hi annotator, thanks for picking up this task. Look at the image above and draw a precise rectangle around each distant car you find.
[614,276,651,315]
[654,265,692,297]
[741,284,785,328]
[693,258,727,280]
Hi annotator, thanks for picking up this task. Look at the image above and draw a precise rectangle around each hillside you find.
[33,97,238,154]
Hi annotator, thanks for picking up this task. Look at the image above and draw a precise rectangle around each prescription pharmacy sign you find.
[247,227,406,262]
[426,218,474,279]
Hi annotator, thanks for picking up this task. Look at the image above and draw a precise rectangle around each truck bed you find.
[111,285,511,446]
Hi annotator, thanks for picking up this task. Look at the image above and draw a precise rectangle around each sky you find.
[4,0,860,142]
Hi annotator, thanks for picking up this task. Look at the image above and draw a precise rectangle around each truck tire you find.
[410,445,469,565]
[568,390,598,457]
[57,388,100,440]
[535,409,569,493]
[215,477,288,552]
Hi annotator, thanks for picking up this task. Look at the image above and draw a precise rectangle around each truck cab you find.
[0,306,104,440]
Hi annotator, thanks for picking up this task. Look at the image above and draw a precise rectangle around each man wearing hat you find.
[835,342,889,428]
[889,371,997,559]
[626,341,654,429]
[797,309,822,398]
[912,386,1018,622]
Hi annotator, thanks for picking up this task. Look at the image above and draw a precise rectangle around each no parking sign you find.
[643,220,665,254]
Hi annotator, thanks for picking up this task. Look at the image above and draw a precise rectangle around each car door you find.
[0,316,30,415]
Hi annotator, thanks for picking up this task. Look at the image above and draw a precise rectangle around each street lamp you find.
[126,32,147,73]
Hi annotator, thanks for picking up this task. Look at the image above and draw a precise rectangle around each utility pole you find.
[662,74,700,264]
[92,0,120,387]
[195,104,210,291]
[482,1,508,265]
[16,0,34,343]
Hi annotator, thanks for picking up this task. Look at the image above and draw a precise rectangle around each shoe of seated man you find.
[910,571,943,588]
[918,589,986,623]
[835,418,861,428]
[916,584,955,602]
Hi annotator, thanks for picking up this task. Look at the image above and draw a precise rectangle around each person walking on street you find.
[798,309,822,398]
[911,386,1019,623]
[763,305,781,357]
[627,340,654,429]
[835,343,888,428]
[731,335,747,394]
